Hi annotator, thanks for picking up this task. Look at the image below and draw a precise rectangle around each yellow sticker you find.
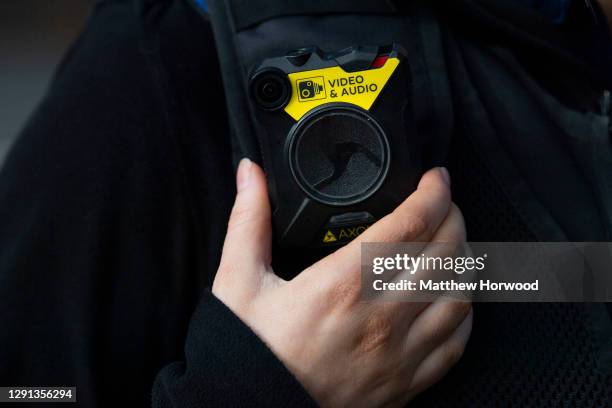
[284,58,400,121]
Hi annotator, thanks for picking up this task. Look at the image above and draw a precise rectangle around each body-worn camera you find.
[249,44,421,248]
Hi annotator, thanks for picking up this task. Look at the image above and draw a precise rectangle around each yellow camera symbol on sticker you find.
[296,76,326,102]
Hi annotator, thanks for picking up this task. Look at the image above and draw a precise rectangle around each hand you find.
[213,159,472,407]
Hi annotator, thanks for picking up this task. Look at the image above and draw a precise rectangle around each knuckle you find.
[425,312,449,339]
[448,300,472,321]
[215,263,233,281]
[444,340,466,367]
[227,205,267,231]
[212,264,237,295]
[424,302,471,339]
[428,182,452,203]
[447,205,467,242]
[359,308,395,354]
[395,212,430,240]
[325,276,361,306]
[436,302,471,332]
[446,224,467,245]
[449,202,464,220]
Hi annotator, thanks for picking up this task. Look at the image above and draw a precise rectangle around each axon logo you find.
[322,224,372,245]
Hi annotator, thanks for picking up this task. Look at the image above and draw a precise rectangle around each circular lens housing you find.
[250,69,291,111]
[288,105,390,206]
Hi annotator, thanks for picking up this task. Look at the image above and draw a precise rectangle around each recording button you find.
[328,212,375,226]
[286,48,313,67]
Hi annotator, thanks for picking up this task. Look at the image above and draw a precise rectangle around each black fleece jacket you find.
[0,0,610,407]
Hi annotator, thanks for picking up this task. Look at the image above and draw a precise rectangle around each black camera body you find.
[249,44,421,248]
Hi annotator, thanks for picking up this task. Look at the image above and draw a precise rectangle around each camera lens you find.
[288,105,390,207]
[250,69,291,111]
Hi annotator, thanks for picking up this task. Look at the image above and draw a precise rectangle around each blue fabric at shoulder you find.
[511,0,572,23]
[195,0,208,13]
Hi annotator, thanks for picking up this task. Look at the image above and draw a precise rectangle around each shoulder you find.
[0,0,228,234]
[1,0,223,187]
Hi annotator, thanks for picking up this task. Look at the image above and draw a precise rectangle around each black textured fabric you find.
[227,0,397,30]
[451,130,538,243]
[0,0,610,406]
[413,4,612,403]
[153,290,317,407]
[0,1,313,407]
[410,126,612,407]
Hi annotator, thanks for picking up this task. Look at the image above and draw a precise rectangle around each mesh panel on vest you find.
[412,134,611,407]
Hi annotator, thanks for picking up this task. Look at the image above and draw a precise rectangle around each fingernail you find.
[439,167,451,187]
[237,158,253,192]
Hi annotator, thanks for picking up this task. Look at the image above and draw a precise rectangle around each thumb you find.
[220,159,273,272]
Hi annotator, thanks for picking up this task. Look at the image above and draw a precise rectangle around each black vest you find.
[204,0,612,405]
